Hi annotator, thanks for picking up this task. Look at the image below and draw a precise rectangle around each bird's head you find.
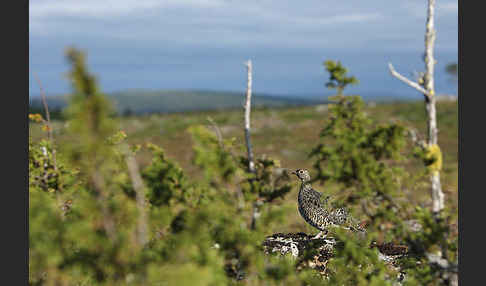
[291,169,311,182]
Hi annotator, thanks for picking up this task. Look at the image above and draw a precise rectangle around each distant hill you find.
[29,89,326,115]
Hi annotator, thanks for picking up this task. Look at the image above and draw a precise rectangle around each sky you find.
[29,0,458,98]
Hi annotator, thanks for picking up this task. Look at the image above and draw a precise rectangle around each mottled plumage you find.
[292,169,363,237]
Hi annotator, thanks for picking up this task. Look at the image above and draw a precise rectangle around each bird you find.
[291,168,364,239]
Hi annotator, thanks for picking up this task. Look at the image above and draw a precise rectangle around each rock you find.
[262,232,457,285]
[262,232,409,276]
[262,232,335,274]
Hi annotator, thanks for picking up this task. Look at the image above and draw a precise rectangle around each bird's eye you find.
[299,170,304,174]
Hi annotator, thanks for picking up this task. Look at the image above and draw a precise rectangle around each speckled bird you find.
[291,168,364,238]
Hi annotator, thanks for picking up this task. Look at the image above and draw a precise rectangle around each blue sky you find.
[29,0,458,98]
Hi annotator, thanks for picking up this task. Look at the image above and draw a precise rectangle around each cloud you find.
[29,0,457,52]
[29,1,385,51]
[30,0,381,37]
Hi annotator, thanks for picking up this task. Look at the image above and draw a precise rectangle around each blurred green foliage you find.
[324,60,359,96]
[29,48,309,286]
[29,51,457,285]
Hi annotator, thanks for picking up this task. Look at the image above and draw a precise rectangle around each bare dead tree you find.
[244,60,255,174]
[124,146,149,247]
[388,0,444,214]
[243,60,261,230]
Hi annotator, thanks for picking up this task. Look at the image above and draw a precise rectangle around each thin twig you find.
[408,128,426,149]
[207,116,224,150]
[32,72,59,172]
[32,72,54,142]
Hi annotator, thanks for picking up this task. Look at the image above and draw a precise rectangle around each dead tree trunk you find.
[388,0,444,214]
[423,0,444,213]
[244,60,260,230]
[244,60,255,174]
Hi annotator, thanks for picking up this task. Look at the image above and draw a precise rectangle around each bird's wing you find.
[307,187,323,208]
[309,187,333,208]
[308,186,322,198]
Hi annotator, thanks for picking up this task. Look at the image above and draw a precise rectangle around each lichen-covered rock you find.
[262,232,409,276]
[262,232,336,274]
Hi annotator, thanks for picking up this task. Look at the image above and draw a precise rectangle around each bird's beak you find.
[290,170,297,175]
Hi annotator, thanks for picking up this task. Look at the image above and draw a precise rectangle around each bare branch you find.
[387,63,431,98]
[407,128,426,149]
[206,116,224,150]
[32,72,54,142]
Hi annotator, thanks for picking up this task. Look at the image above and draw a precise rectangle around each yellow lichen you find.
[423,144,442,173]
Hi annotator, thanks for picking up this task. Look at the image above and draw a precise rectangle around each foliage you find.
[29,106,65,121]
[188,124,240,185]
[310,95,408,221]
[308,61,457,285]
[29,48,303,286]
[327,229,393,286]
[189,123,292,230]
[142,143,191,207]
[309,93,408,284]
[187,123,296,280]
[240,156,292,205]
[29,138,77,194]
[29,51,457,285]
[324,60,359,96]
